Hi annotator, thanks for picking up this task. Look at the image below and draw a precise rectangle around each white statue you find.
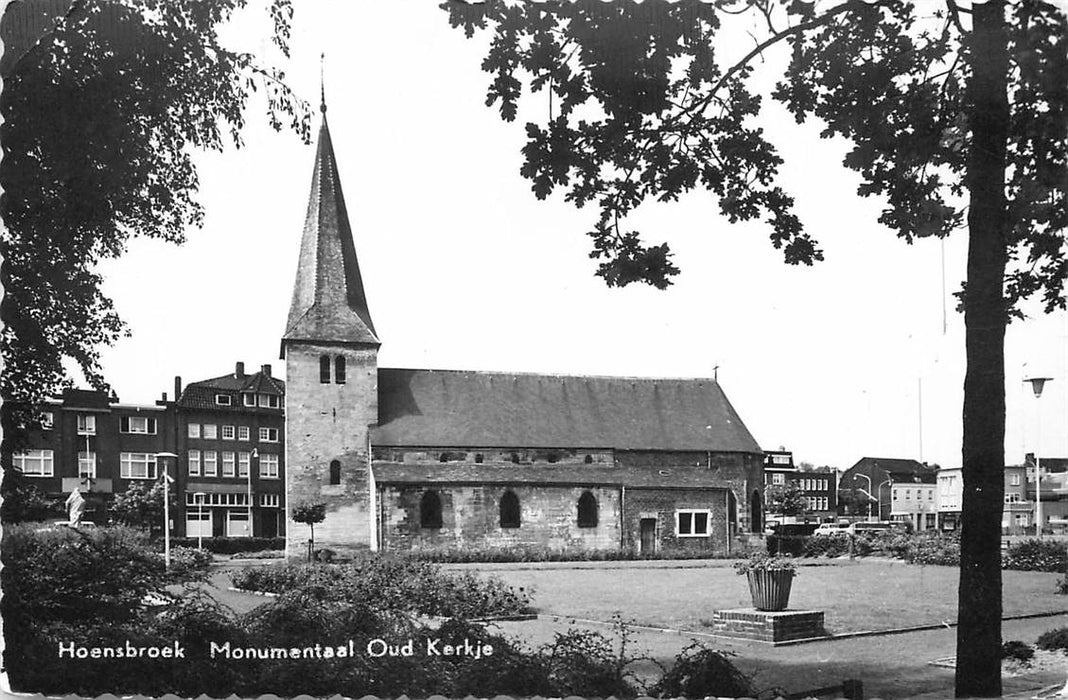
[65,487,85,528]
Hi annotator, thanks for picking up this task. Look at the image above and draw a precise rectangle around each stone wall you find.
[284,343,378,558]
[378,484,621,552]
[624,487,730,554]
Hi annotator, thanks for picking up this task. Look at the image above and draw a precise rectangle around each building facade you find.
[762,450,837,524]
[838,457,937,524]
[282,105,766,559]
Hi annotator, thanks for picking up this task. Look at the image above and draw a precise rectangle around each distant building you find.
[838,457,937,526]
[762,450,837,523]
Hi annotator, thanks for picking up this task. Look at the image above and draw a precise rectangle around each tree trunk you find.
[955,1,1010,697]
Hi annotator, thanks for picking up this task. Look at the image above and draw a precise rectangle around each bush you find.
[650,642,754,698]
[168,536,285,555]
[229,557,534,618]
[1036,627,1068,652]
[1002,539,1067,573]
[167,546,214,579]
[1058,572,1067,595]
[1001,640,1035,665]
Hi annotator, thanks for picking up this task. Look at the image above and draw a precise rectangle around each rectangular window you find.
[260,494,280,508]
[237,426,249,441]
[215,394,232,406]
[41,412,54,430]
[258,394,280,408]
[14,450,54,477]
[77,414,96,435]
[1011,474,1021,486]
[259,453,279,479]
[78,451,97,479]
[188,450,201,476]
[905,490,911,500]
[203,451,217,477]
[120,416,157,434]
[771,473,784,485]
[676,509,711,537]
[238,452,250,477]
[221,451,235,477]
[243,393,256,407]
[203,424,218,440]
[222,425,235,440]
[258,427,279,443]
[188,423,200,439]
[120,452,157,479]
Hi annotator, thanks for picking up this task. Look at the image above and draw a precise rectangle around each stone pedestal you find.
[709,608,826,644]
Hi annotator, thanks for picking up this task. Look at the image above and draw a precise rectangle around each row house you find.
[11,364,286,539]
[838,457,938,529]
[936,456,1068,533]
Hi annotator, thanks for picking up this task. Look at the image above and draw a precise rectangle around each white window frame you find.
[237,426,250,441]
[221,451,235,477]
[188,450,201,476]
[203,451,218,477]
[260,493,280,507]
[188,423,201,439]
[77,414,96,435]
[14,450,54,477]
[120,416,157,434]
[120,452,157,480]
[238,451,250,477]
[215,394,232,406]
[78,451,97,479]
[676,509,712,537]
[221,425,235,440]
[243,393,256,407]
[771,473,784,485]
[258,427,279,443]
[258,453,279,479]
[258,394,280,408]
[203,424,218,440]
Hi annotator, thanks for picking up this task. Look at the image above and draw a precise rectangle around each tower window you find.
[335,356,346,384]
[500,490,521,529]
[577,491,598,528]
[319,355,331,384]
[329,459,341,485]
[420,491,443,529]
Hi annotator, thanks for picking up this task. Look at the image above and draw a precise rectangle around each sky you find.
[94,1,1068,472]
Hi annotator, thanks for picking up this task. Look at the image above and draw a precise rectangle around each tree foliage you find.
[291,501,326,550]
[442,1,1067,696]
[0,0,310,439]
[109,481,175,532]
[0,473,63,523]
[765,481,808,517]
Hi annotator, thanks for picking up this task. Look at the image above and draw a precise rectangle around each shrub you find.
[168,536,285,555]
[1002,539,1067,573]
[542,626,638,698]
[167,546,213,580]
[650,642,754,698]
[1037,627,1068,653]
[1001,640,1035,665]
[1058,572,1067,595]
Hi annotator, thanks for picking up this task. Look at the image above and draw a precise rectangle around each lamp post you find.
[155,452,177,569]
[855,473,873,520]
[194,492,206,551]
[1024,376,1052,538]
[877,479,892,523]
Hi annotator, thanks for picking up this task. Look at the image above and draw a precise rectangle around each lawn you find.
[455,559,1067,634]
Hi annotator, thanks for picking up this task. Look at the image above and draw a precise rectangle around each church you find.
[281,102,765,559]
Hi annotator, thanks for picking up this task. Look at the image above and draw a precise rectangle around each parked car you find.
[813,522,850,537]
[847,521,894,535]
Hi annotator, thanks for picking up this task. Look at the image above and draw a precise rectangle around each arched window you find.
[334,356,346,384]
[584,454,594,464]
[319,355,331,384]
[500,490,520,529]
[420,491,443,529]
[577,491,598,528]
[329,459,341,485]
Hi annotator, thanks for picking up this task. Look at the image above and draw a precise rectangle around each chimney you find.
[261,364,272,377]
[174,376,182,400]
[235,361,245,377]
[161,392,168,402]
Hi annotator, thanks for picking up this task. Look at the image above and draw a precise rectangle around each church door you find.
[639,518,656,553]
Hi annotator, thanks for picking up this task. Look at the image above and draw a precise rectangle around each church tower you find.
[282,98,379,558]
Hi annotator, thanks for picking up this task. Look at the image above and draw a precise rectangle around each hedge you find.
[166,536,285,555]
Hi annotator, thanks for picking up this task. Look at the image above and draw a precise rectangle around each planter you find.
[746,569,794,611]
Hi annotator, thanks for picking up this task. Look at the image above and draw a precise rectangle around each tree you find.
[291,501,326,558]
[442,2,1066,695]
[0,474,63,523]
[765,481,808,517]
[0,0,309,447]
[109,481,175,533]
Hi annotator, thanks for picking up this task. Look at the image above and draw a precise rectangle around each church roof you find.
[370,369,762,453]
[283,112,378,347]
[374,463,729,489]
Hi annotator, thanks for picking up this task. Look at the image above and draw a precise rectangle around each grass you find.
[463,559,1067,634]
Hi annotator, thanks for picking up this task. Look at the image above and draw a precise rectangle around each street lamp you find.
[154,452,177,569]
[1024,376,1052,538]
[877,479,892,523]
[194,492,206,551]
[854,473,873,520]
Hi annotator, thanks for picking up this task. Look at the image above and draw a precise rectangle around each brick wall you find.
[284,343,378,558]
[378,484,621,552]
[624,487,730,553]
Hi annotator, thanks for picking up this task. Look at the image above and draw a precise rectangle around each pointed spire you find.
[319,52,326,114]
[283,103,378,347]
